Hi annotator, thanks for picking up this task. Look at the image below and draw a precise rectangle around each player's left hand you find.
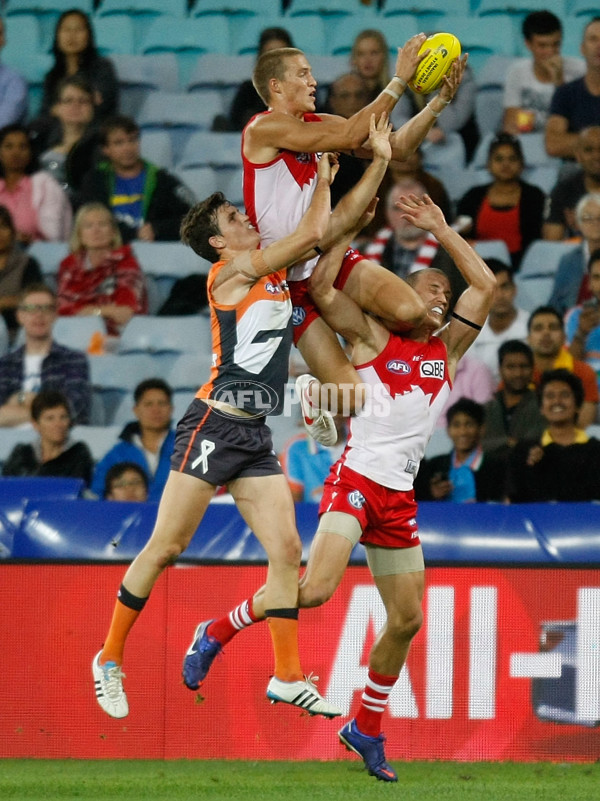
[438,54,468,103]
[368,112,393,163]
[396,193,446,234]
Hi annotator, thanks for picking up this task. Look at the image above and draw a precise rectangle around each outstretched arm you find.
[388,56,468,160]
[396,194,496,368]
[318,112,392,249]
[245,34,426,158]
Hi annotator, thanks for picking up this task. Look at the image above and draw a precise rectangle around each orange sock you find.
[267,615,303,682]
[100,601,142,665]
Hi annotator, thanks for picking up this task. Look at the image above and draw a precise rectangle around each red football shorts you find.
[289,247,367,344]
[319,462,421,549]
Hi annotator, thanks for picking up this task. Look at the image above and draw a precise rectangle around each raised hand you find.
[368,112,393,163]
[395,193,447,235]
[317,151,340,185]
[438,53,468,103]
[394,32,428,84]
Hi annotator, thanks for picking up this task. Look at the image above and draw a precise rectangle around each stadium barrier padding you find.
[1,482,599,762]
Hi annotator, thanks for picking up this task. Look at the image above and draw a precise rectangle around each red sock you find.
[207,598,260,645]
[355,669,397,737]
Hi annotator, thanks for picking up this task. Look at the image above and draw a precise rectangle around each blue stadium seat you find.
[286,0,371,18]
[70,425,122,464]
[52,315,106,351]
[166,352,215,392]
[119,315,213,355]
[1,53,53,120]
[176,131,242,170]
[471,132,559,170]
[140,130,174,169]
[229,14,326,55]
[472,240,512,265]
[132,241,207,282]
[94,15,136,56]
[97,0,188,41]
[138,91,224,164]
[424,426,452,459]
[474,87,504,135]
[524,165,560,195]
[474,53,514,90]
[2,15,41,62]
[514,274,554,312]
[422,132,466,172]
[326,14,415,57]
[476,0,567,18]
[426,165,488,203]
[518,240,579,278]
[89,353,160,424]
[174,167,218,202]
[0,316,8,358]
[27,240,69,284]
[187,53,253,92]
[382,0,471,20]
[191,0,282,18]
[561,17,587,59]
[141,16,230,85]
[570,0,600,18]
[219,168,244,207]
[440,15,518,74]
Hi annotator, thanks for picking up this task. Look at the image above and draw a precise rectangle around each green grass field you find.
[1,760,599,801]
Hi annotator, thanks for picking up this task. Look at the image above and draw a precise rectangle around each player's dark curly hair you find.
[180,192,228,263]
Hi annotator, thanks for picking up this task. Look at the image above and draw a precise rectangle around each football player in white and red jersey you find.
[303,192,495,781]
[186,192,495,782]
[242,40,467,420]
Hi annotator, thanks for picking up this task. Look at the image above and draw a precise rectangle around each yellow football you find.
[409,32,461,95]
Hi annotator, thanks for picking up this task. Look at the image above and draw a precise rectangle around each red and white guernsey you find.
[341,333,452,491]
[242,111,321,282]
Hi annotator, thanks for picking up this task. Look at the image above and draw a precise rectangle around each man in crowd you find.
[78,114,194,243]
[0,283,90,426]
[565,247,600,392]
[527,305,598,427]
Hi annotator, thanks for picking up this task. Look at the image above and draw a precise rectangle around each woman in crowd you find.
[506,369,600,502]
[350,28,389,99]
[2,388,93,484]
[0,124,72,243]
[57,202,147,337]
[39,75,99,207]
[457,133,545,270]
[31,8,118,148]
[0,205,42,337]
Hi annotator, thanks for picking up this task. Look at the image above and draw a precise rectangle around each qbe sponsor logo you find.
[420,360,445,379]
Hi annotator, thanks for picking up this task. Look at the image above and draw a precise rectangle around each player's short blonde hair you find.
[253,47,304,106]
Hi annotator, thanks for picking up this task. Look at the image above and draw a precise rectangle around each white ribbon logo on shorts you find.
[191,439,216,474]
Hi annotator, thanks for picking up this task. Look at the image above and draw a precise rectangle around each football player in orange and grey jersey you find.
[92,114,394,724]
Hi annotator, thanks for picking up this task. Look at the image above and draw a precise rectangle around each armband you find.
[314,246,324,256]
[426,103,441,118]
[384,87,400,101]
[451,311,482,331]
[392,76,408,89]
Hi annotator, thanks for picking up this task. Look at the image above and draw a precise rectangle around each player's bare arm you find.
[387,55,468,161]
[397,194,495,369]
[212,155,337,305]
[244,34,427,163]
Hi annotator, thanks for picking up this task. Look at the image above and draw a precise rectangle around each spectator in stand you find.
[506,369,600,503]
[527,305,598,428]
[503,11,585,136]
[279,417,345,503]
[565,247,600,391]
[321,73,371,209]
[103,461,149,502]
[414,398,505,503]
[0,124,72,243]
[548,193,600,315]
[57,202,147,337]
[0,283,91,427]
[482,340,545,456]
[30,9,118,152]
[349,28,389,100]
[546,18,600,161]
[436,353,496,429]
[470,259,529,383]
[224,27,294,132]
[543,126,600,241]
[457,133,545,271]
[362,177,466,303]
[0,17,28,128]
[91,378,175,503]
[0,205,42,338]
[78,115,194,244]
[38,75,99,208]
[1,388,93,483]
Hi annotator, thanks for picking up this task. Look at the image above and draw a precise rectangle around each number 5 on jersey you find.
[191,439,216,474]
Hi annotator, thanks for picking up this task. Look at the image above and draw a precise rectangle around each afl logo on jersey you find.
[347,490,366,510]
[292,306,306,326]
[265,282,281,294]
[386,359,411,375]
